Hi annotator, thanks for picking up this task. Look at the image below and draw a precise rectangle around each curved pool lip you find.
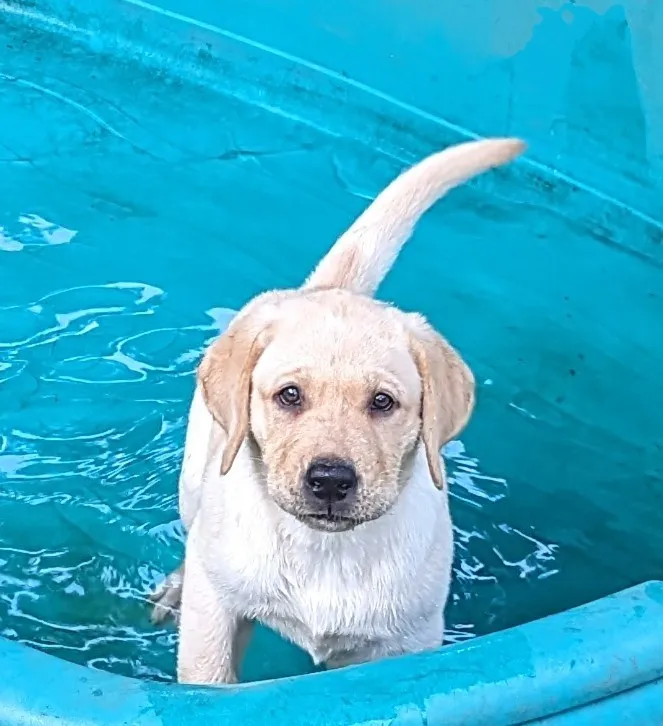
[1,581,662,725]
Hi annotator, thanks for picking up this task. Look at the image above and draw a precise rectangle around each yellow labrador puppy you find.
[151,137,524,684]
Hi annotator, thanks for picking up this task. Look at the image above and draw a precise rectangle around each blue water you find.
[1,1,661,684]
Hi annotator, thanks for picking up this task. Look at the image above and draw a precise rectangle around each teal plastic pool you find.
[1,0,662,723]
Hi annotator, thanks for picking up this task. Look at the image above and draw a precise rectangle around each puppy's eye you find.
[276,385,302,408]
[370,392,396,413]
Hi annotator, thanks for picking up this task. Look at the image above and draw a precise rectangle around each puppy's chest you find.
[224,552,408,661]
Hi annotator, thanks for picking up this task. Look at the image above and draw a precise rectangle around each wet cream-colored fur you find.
[150,138,525,684]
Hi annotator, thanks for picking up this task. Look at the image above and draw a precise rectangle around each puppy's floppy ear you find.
[407,314,475,489]
[197,297,276,475]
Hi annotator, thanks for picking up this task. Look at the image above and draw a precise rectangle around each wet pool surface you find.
[1,3,662,683]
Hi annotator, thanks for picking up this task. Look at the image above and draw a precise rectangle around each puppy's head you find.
[198,288,474,532]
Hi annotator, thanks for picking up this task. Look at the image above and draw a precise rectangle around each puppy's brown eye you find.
[370,392,395,413]
[277,385,302,408]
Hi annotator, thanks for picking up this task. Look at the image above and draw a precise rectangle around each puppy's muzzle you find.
[304,458,357,507]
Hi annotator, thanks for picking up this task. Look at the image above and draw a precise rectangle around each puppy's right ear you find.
[197,296,277,475]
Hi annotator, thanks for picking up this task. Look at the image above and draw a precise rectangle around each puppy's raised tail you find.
[304,138,525,296]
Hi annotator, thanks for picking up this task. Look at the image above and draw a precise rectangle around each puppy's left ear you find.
[407,314,475,489]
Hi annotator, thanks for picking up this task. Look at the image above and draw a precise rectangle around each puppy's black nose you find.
[305,459,357,502]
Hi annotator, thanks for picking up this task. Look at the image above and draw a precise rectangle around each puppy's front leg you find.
[177,547,248,685]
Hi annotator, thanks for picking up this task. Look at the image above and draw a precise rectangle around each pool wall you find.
[1,0,663,723]
[135,0,663,226]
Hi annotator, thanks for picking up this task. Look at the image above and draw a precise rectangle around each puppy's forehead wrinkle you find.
[260,304,416,384]
[268,365,410,394]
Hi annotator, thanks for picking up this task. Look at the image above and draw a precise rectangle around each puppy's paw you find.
[149,564,184,626]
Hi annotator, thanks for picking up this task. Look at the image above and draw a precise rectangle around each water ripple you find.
[0,213,77,253]
[0,277,235,679]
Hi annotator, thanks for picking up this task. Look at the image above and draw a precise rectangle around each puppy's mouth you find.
[300,512,361,533]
